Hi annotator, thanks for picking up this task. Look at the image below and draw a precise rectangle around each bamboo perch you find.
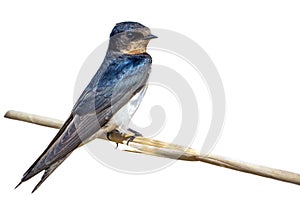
[4,110,300,186]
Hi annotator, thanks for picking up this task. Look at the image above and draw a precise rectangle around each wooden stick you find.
[4,110,300,186]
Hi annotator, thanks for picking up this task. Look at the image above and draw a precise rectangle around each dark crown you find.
[110,21,146,38]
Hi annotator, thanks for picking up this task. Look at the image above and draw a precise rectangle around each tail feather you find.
[15,181,23,189]
[15,114,74,189]
[31,155,69,193]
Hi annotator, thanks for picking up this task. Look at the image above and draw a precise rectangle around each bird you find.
[15,21,157,193]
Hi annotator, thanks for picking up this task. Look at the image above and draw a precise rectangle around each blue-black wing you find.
[17,53,152,192]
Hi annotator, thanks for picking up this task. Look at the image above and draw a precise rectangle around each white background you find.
[1,0,300,199]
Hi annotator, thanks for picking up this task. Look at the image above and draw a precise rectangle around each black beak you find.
[143,34,158,40]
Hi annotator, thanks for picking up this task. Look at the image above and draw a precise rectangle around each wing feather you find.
[17,54,152,190]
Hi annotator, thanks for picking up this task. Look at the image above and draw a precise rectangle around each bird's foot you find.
[107,128,141,147]
[126,135,136,146]
[106,130,119,149]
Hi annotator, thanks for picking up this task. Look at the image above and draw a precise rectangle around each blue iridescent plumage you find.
[16,21,156,192]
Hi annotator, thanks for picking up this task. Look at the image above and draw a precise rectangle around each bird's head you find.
[108,21,157,54]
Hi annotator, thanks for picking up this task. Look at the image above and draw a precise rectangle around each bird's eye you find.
[126,31,135,39]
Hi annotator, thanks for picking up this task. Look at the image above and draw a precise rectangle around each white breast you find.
[81,86,148,145]
[110,86,147,132]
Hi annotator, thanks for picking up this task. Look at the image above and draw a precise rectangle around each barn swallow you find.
[15,21,157,193]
